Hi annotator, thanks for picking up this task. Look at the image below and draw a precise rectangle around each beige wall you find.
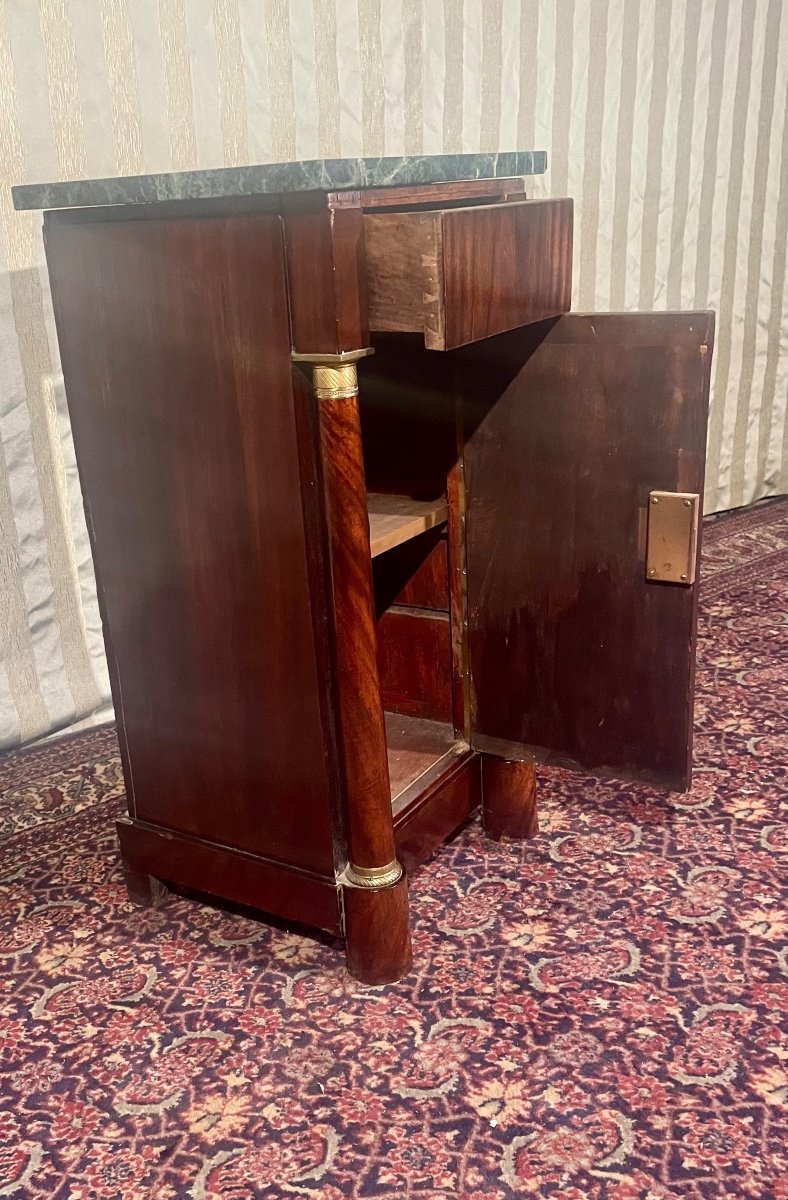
[1,0,787,747]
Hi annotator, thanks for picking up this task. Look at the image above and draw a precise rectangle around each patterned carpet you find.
[1,499,787,1199]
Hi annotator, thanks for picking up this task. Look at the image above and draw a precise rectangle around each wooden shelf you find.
[385,712,461,810]
[367,493,448,557]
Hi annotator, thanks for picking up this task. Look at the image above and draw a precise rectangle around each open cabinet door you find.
[462,312,714,790]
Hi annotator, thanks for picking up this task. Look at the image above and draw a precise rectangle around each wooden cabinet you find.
[36,160,714,983]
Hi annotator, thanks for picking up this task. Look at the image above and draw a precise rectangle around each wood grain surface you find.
[372,528,449,614]
[377,607,453,722]
[481,755,539,840]
[385,712,458,801]
[394,750,481,875]
[343,873,413,984]
[462,312,714,788]
[353,177,525,209]
[368,493,448,556]
[282,191,370,355]
[364,197,573,349]
[45,210,340,875]
[313,383,398,872]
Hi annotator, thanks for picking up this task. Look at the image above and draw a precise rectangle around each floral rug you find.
[1,498,787,1200]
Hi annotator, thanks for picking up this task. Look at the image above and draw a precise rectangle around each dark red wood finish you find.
[394,751,481,874]
[45,209,339,875]
[344,873,413,985]
[377,608,453,722]
[363,197,573,349]
[40,169,715,984]
[117,817,343,934]
[372,529,449,614]
[481,755,539,841]
[359,339,465,741]
[385,714,458,798]
[447,457,470,738]
[352,177,526,209]
[121,864,169,908]
[282,192,369,355]
[462,313,714,788]
[357,176,522,207]
[309,378,398,873]
[441,198,574,348]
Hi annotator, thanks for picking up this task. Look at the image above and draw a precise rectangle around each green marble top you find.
[12,151,546,212]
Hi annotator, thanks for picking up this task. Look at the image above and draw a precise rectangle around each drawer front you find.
[364,197,573,350]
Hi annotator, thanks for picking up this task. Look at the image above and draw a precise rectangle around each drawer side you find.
[363,211,444,346]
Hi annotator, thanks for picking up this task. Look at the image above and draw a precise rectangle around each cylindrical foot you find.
[343,871,412,985]
[481,755,539,841]
[122,861,169,908]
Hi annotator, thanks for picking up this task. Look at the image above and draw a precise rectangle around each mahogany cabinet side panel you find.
[462,312,714,789]
[45,211,338,875]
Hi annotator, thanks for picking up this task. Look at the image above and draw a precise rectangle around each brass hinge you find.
[645,491,700,584]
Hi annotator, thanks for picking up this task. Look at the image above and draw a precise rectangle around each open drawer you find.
[363,197,573,350]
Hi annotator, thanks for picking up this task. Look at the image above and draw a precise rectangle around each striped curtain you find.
[1,0,787,748]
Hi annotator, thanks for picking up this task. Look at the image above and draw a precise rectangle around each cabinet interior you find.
[360,359,464,808]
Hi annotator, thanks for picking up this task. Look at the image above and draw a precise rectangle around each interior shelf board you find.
[385,712,461,809]
[368,493,448,557]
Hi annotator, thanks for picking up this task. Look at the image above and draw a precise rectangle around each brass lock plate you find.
[646,491,699,584]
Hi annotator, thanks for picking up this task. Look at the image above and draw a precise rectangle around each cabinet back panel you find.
[377,609,453,722]
[45,212,338,875]
[359,340,458,499]
[372,530,449,615]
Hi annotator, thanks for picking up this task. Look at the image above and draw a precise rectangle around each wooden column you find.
[481,755,539,841]
[295,349,412,984]
[121,861,168,908]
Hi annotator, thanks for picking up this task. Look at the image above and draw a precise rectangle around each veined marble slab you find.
[12,151,546,212]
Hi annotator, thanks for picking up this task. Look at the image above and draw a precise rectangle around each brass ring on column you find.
[343,860,403,889]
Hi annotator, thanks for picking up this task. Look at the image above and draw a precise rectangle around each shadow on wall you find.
[0,265,110,751]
